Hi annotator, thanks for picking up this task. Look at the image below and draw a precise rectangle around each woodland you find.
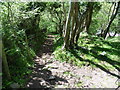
[0,1,120,89]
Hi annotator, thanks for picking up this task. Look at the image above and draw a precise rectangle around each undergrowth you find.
[53,34,120,72]
[2,28,46,89]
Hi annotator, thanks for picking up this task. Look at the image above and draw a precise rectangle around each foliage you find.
[54,33,120,71]
[0,2,46,88]
[90,2,119,34]
[1,2,119,89]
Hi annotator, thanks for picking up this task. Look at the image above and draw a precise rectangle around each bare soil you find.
[25,35,119,88]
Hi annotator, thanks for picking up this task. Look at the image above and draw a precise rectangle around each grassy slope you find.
[53,34,120,73]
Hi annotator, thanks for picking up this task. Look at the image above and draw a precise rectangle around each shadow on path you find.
[25,34,68,88]
[69,46,120,79]
[26,62,68,88]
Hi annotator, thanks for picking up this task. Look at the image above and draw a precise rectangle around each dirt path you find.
[25,35,119,88]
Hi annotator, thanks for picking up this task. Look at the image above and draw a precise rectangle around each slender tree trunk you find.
[75,2,94,44]
[75,10,88,44]
[108,3,116,22]
[2,43,11,80]
[118,2,120,33]
[103,2,120,39]
[85,2,94,34]
[63,2,74,49]
[113,31,117,37]
[108,32,112,37]
[70,13,75,46]
[59,4,63,37]
[62,2,66,37]
[70,2,79,46]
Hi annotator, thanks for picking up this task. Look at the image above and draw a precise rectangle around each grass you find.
[53,34,120,78]
[63,71,71,75]
[75,81,83,87]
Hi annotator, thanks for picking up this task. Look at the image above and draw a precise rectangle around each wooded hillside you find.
[0,1,120,89]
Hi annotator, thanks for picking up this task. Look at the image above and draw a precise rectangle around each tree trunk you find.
[85,2,94,34]
[62,2,67,37]
[103,2,120,39]
[118,2,120,34]
[2,43,11,80]
[70,2,79,46]
[63,2,74,49]
[59,4,63,37]
[75,10,88,44]
[113,32,117,36]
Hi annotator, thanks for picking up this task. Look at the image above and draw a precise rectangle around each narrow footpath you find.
[25,34,119,88]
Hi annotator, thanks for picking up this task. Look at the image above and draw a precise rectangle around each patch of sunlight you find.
[108,54,119,61]
[84,54,94,60]
[101,61,115,70]
[84,76,92,79]
[102,44,112,49]
[75,81,83,87]
[107,36,120,42]
[63,71,71,75]
[55,85,67,88]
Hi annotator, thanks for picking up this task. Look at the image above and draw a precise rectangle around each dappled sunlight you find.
[69,48,120,78]
[25,35,69,88]
[2,2,120,89]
